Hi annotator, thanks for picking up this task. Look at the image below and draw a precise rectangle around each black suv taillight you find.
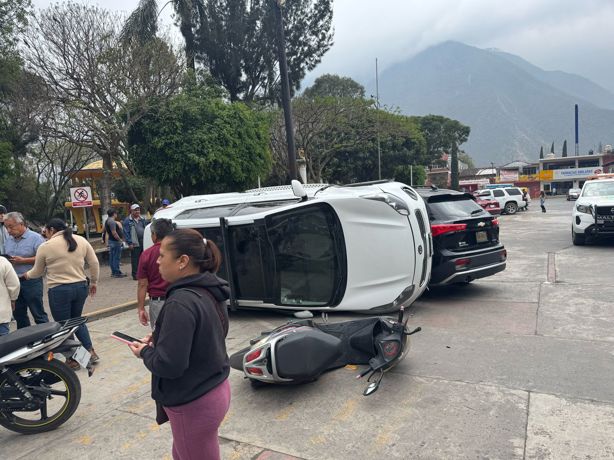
[430,223,467,237]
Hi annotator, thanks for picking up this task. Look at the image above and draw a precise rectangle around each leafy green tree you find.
[562,139,567,157]
[23,3,183,214]
[196,0,333,102]
[122,0,202,70]
[413,115,470,166]
[458,152,475,168]
[393,165,426,186]
[0,0,32,54]
[303,74,365,99]
[128,87,272,196]
[540,146,544,159]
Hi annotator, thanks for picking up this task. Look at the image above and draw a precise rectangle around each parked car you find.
[567,188,581,201]
[145,180,432,313]
[416,187,506,286]
[571,176,614,245]
[475,187,526,214]
[474,196,501,215]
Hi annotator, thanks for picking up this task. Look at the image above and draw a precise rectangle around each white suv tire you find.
[504,202,518,214]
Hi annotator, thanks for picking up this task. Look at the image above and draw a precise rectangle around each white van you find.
[476,187,526,214]
[145,181,432,314]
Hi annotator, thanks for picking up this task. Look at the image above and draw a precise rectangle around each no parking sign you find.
[70,186,93,207]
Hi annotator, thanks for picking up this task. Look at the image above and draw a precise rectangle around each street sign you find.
[70,186,93,208]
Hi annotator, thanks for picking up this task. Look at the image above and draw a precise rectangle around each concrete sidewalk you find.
[0,309,303,460]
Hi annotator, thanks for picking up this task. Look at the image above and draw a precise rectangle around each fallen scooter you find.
[0,317,93,434]
[230,307,421,396]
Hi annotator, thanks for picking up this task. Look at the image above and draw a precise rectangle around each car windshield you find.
[428,195,487,220]
[582,182,614,197]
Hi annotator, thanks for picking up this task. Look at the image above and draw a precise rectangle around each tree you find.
[458,152,475,169]
[122,0,203,71]
[196,0,333,102]
[303,74,365,99]
[414,115,470,166]
[540,146,544,159]
[394,165,426,186]
[550,141,555,154]
[0,0,32,54]
[23,3,183,214]
[128,86,272,196]
[563,140,569,157]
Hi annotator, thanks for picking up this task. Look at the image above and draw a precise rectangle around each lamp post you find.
[375,58,381,180]
[274,0,298,181]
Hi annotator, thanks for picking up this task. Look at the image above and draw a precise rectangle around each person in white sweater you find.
[0,256,20,336]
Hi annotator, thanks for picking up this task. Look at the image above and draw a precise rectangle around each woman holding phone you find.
[129,229,231,460]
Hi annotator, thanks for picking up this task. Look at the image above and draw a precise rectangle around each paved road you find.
[3,197,614,459]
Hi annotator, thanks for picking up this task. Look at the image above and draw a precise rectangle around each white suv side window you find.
[493,190,505,197]
[506,189,522,196]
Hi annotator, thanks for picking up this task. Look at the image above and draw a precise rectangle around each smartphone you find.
[111,331,143,345]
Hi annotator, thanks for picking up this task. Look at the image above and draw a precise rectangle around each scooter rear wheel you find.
[0,358,81,434]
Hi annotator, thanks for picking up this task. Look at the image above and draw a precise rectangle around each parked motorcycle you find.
[230,307,421,396]
[0,317,93,434]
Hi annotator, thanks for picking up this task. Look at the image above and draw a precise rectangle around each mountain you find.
[373,41,614,165]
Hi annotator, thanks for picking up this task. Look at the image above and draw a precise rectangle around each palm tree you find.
[121,0,202,71]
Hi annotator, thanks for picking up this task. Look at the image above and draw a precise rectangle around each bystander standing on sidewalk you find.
[129,230,231,460]
[23,218,100,369]
[4,212,48,328]
[123,204,148,281]
[0,205,9,254]
[540,191,547,213]
[104,209,127,278]
[136,218,173,329]
[0,256,20,336]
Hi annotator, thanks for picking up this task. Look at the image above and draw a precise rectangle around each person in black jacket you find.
[129,229,230,460]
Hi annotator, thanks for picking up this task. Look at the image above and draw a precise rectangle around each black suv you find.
[416,187,507,286]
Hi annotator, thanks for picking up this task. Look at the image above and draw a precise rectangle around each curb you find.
[86,300,138,322]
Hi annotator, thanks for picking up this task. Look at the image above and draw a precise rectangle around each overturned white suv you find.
[145,181,432,314]
[571,175,614,245]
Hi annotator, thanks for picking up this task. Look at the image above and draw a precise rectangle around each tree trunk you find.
[100,153,114,217]
[450,144,459,190]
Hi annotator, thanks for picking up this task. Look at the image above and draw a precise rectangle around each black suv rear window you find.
[427,196,485,221]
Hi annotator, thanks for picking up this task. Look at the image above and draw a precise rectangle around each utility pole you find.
[274,0,297,180]
[376,58,381,180]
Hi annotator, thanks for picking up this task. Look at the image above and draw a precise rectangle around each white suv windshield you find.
[582,182,614,197]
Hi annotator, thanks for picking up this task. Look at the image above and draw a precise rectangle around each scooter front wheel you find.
[0,359,81,434]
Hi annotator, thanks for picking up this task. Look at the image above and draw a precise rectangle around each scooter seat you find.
[275,328,342,380]
[0,322,62,357]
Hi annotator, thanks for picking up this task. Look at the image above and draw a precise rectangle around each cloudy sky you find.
[32,0,614,92]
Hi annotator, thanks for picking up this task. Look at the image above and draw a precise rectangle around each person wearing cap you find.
[0,205,9,254]
[123,204,149,280]
[155,198,171,213]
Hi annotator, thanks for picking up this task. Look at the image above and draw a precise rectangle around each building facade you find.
[539,153,604,195]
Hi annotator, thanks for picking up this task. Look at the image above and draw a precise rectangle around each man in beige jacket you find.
[0,256,20,335]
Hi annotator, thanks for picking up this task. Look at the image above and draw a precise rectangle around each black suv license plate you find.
[476,231,488,243]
